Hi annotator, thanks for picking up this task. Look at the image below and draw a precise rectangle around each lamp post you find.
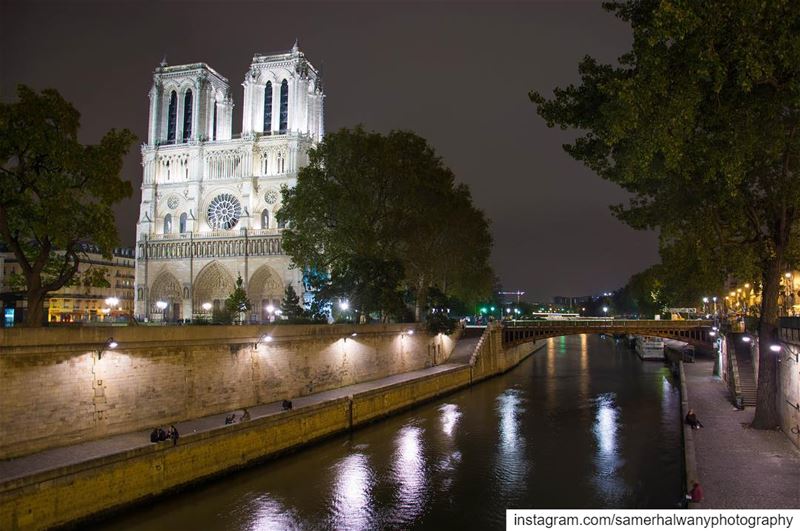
[155,300,168,323]
[602,306,609,317]
[266,303,275,323]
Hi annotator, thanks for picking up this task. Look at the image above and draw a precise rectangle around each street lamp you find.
[266,304,275,323]
[155,300,168,323]
[602,306,608,317]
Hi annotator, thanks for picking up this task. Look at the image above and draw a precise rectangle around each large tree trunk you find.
[415,276,428,323]
[24,286,47,327]
[751,257,781,429]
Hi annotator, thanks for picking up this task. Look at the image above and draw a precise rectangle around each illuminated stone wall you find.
[0,329,545,531]
[0,324,459,459]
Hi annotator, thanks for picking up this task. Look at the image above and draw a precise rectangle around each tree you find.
[279,127,494,322]
[531,1,800,428]
[280,284,305,321]
[224,274,251,324]
[0,85,135,326]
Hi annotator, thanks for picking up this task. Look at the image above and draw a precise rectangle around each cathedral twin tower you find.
[134,43,324,322]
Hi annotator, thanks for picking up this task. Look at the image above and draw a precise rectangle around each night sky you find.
[1,0,659,302]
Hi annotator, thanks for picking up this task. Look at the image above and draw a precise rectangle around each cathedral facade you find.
[134,43,323,322]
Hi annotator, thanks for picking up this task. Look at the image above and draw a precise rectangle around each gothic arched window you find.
[164,214,172,234]
[277,152,286,174]
[261,209,269,229]
[179,212,187,233]
[212,104,218,141]
[277,209,286,229]
[182,89,193,142]
[167,91,177,143]
[279,80,288,133]
[263,81,273,134]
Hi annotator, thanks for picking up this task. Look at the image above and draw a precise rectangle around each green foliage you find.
[531,0,800,427]
[224,274,251,323]
[425,311,458,335]
[279,127,494,321]
[279,284,307,322]
[0,85,135,326]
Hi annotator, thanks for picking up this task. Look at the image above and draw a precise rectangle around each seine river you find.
[91,334,683,530]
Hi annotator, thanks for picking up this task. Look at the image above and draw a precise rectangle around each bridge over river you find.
[501,319,714,348]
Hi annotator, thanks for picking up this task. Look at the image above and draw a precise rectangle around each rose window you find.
[167,195,179,209]
[207,193,242,230]
[264,190,278,204]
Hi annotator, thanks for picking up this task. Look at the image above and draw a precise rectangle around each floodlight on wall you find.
[97,337,118,358]
[742,335,752,343]
[259,334,273,346]
[770,344,782,352]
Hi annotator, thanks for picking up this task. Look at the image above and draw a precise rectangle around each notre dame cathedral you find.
[134,42,323,322]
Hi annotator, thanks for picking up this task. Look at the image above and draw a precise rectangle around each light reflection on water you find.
[389,425,428,526]
[89,335,683,531]
[328,453,375,531]
[439,403,461,437]
[246,494,302,531]
[495,388,529,497]
[592,393,627,505]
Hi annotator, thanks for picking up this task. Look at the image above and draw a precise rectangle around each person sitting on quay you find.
[158,427,168,441]
[150,428,160,443]
[687,481,704,503]
[685,409,704,429]
[225,413,237,425]
[282,399,293,411]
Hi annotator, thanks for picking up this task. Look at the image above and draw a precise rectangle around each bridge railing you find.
[502,319,713,329]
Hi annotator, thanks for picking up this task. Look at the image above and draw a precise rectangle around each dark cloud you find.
[1,0,659,301]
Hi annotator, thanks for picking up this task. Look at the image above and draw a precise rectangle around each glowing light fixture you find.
[770,344,781,352]
[742,336,751,343]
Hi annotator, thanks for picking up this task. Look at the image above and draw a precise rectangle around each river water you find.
[92,334,683,530]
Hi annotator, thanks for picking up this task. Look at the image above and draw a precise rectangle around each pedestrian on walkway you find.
[685,409,703,429]
[688,482,703,503]
[170,425,179,446]
[241,408,251,422]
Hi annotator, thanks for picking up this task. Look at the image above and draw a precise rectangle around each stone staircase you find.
[733,341,758,407]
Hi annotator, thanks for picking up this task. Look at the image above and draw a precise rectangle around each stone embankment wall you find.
[0,324,544,531]
[0,324,459,459]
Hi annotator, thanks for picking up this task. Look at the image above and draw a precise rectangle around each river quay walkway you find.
[683,354,800,508]
[0,337,481,485]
